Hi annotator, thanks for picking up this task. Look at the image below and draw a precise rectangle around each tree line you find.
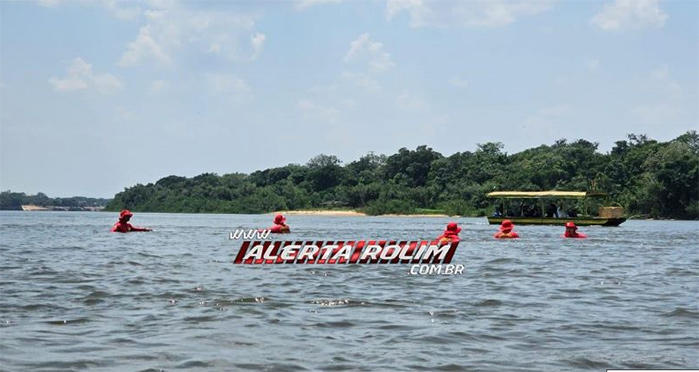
[104,131,698,219]
[0,192,111,210]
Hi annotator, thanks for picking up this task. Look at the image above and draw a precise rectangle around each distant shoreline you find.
[7,208,695,221]
[20,204,105,212]
[272,210,453,217]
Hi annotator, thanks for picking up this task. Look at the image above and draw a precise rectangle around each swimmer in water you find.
[437,222,461,244]
[268,214,290,233]
[563,221,587,238]
[494,219,519,239]
[111,210,152,233]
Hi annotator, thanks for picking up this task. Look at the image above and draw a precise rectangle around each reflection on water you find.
[1,211,697,371]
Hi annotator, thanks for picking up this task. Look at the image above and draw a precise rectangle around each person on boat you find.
[494,219,519,239]
[531,205,542,218]
[563,221,587,238]
[437,222,461,244]
[111,210,151,233]
[268,214,290,234]
[492,206,503,217]
[546,203,558,218]
[567,208,578,218]
[519,202,533,217]
[557,204,568,218]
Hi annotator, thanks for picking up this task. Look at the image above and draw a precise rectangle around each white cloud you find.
[208,43,222,54]
[149,80,168,94]
[105,0,141,21]
[49,76,89,92]
[118,2,260,67]
[386,0,555,28]
[308,84,338,94]
[295,0,344,10]
[340,72,382,93]
[92,73,124,94]
[591,0,668,31]
[395,92,429,112]
[118,25,172,67]
[449,76,468,88]
[115,106,136,121]
[49,58,123,94]
[296,99,340,123]
[344,33,396,73]
[250,32,266,60]
[341,99,357,109]
[145,0,176,10]
[648,65,682,98]
[205,73,253,103]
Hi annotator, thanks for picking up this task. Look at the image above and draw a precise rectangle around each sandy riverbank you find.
[272,210,454,217]
[272,210,367,216]
[381,213,452,217]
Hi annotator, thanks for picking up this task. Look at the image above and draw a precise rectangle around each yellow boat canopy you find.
[486,191,607,199]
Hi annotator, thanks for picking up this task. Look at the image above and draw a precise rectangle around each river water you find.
[1,211,697,371]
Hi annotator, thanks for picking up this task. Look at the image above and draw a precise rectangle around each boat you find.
[485,191,626,226]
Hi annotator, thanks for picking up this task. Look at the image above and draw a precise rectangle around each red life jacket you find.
[437,230,460,244]
[269,224,290,234]
[111,221,149,233]
[563,232,587,238]
[494,231,519,239]
[111,222,133,233]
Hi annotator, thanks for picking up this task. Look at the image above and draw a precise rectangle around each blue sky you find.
[1,0,697,197]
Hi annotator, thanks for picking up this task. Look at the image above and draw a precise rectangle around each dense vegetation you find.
[105,132,698,219]
[0,191,111,210]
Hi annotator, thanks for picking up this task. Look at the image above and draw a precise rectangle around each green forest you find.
[0,192,111,210]
[105,132,698,219]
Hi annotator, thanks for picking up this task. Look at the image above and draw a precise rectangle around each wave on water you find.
[662,307,699,319]
[2,213,698,371]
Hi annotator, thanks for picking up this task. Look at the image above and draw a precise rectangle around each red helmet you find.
[565,221,577,229]
[274,214,286,224]
[500,219,514,231]
[120,210,134,219]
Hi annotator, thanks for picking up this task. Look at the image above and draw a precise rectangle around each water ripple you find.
[1,212,697,371]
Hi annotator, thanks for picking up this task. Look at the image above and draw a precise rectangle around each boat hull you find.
[487,216,626,226]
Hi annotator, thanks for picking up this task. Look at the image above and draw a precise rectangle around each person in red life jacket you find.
[111,210,152,233]
[494,219,519,239]
[437,222,461,245]
[563,221,587,238]
[268,214,290,234]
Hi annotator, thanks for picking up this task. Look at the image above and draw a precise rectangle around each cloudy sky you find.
[1,0,697,197]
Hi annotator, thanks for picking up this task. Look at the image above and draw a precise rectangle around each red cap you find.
[446,222,462,233]
[120,210,133,219]
[500,219,514,232]
[565,221,577,229]
[274,214,286,224]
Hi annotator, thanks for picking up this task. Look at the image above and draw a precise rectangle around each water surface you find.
[1,211,697,371]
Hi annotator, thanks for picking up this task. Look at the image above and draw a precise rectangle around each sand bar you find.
[272,210,367,216]
[272,210,455,217]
